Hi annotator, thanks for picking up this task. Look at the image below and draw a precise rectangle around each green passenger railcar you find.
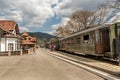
[59,22,120,65]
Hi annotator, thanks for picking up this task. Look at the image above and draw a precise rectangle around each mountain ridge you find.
[27,32,56,41]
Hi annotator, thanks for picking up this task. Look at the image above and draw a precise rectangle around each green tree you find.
[49,38,57,44]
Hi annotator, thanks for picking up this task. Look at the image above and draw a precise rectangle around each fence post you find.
[20,49,23,56]
[8,51,11,56]
[28,49,31,54]
[28,49,30,54]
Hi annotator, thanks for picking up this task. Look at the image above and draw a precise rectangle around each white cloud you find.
[50,17,70,35]
[19,27,29,32]
[52,17,70,29]
[0,0,116,34]
[0,0,59,27]
[54,0,115,18]
[0,17,5,20]
[54,0,82,17]
[6,10,23,22]
[49,0,115,35]
[47,30,56,35]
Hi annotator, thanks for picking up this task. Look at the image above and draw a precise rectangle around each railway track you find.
[56,51,120,75]
[44,49,120,80]
[57,50,117,65]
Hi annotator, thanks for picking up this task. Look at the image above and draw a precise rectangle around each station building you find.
[0,20,21,53]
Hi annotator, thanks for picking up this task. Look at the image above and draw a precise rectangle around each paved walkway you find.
[47,49,120,77]
[0,48,104,80]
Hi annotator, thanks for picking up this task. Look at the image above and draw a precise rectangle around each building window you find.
[29,38,31,40]
[83,34,89,43]
[17,44,20,50]
[76,37,81,44]
[8,43,14,51]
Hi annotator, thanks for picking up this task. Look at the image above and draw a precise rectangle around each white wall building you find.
[0,20,21,53]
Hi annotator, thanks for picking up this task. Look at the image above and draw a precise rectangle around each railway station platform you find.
[46,49,120,77]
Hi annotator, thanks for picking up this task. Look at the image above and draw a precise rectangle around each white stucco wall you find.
[0,37,21,52]
[1,38,5,52]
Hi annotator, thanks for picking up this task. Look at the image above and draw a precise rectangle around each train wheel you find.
[116,57,120,66]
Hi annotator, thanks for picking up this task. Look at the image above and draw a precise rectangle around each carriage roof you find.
[59,23,111,41]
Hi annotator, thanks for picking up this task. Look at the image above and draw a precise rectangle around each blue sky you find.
[41,16,61,33]
[0,0,115,35]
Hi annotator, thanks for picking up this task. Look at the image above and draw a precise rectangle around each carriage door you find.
[114,24,120,58]
[101,28,110,52]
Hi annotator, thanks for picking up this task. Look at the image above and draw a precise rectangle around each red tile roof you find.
[26,36,32,39]
[22,32,29,37]
[30,37,36,42]
[21,32,37,45]
[22,40,35,45]
[26,36,36,42]
[0,20,16,31]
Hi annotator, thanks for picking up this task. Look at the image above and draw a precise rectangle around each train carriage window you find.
[115,23,120,38]
[117,25,120,39]
[118,29,120,39]
[76,37,81,43]
[83,34,89,43]
[84,35,89,40]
